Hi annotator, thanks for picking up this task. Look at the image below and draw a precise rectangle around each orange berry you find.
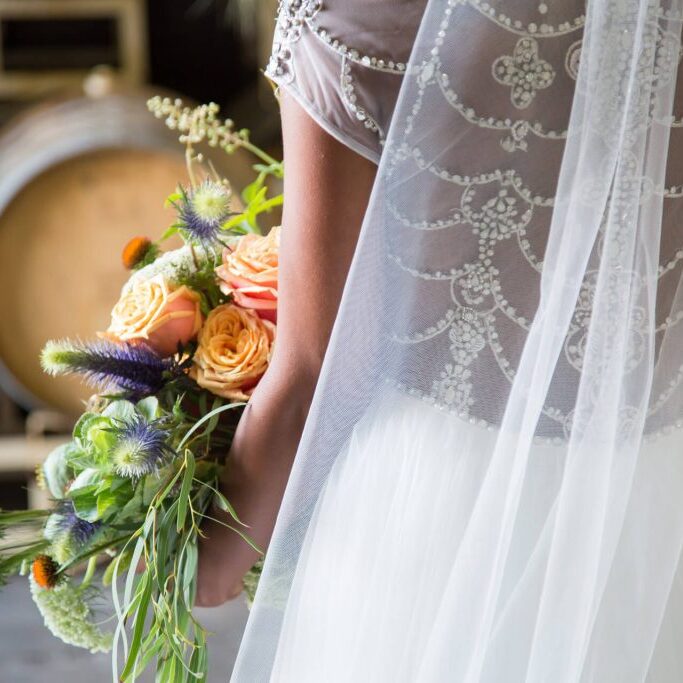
[121,236,153,270]
[32,554,59,589]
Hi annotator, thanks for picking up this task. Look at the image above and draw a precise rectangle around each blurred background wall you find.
[0,2,280,678]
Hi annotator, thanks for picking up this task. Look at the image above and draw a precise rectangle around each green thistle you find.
[192,181,231,224]
[173,180,232,246]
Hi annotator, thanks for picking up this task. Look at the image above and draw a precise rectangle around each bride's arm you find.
[196,92,376,607]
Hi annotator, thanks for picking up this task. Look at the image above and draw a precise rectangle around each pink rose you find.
[216,227,279,322]
[105,274,203,357]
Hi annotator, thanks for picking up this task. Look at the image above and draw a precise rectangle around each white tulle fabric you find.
[233,0,683,681]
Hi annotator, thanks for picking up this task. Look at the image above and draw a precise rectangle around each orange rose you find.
[105,274,203,357]
[216,227,279,322]
[190,303,275,400]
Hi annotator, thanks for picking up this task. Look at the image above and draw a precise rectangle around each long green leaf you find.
[137,623,164,673]
[212,488,248,527]
[120,571,153,681]
[103,550,131,587]
[112,537,137,682]
[181,541,198,608]
[176,451,196,532]
[154,501,178,593]
[123,535,146,620]
[199,512,263,554]
[187,628,207,682]
[177,403,245,451]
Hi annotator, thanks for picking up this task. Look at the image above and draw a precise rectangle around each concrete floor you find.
[0,576,249,682]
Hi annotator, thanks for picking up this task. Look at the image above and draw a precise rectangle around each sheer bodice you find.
[267,0,683,440]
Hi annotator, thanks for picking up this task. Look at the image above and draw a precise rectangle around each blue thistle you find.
[48,501,101,564]
[174,180,232,245]
[41,339,175,398]
[111,416,174,479]
[54,501,100,545]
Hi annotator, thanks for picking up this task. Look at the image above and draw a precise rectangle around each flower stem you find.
[239,140,281,169]
[185,147,198,188]
[80,555,98,589]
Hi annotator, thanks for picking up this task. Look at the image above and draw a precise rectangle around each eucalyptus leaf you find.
[181,541,198,608]
[70,489,99,522]
[41,442,74,498]
[68,467,100,493]
[73,412,97,441]
[76,415,117,456]
[154,501,179,592]
[103,399,136,422]
[214,490,247,527]
[136,396,161,421]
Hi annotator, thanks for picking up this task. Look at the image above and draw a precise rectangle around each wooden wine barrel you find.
[0,85,254,416]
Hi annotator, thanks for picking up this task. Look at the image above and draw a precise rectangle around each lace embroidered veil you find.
[232,0,683,679]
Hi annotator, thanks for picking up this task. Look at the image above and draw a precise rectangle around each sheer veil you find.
[233,0,683,680]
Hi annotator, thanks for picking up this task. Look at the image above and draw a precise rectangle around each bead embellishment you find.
[340,57,383,138]
[565,40,582,80]
[492,37,556,108]
[267,0,323,84]
[268,0,683,440]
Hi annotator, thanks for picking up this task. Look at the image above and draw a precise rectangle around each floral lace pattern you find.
[268,0,683,440]
[382,0,683,439]
[492,38,556,108]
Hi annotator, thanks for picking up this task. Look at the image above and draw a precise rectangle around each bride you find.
[197,0,683,680]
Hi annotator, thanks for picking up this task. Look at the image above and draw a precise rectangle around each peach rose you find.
[105,274,203,357]
[190,303,275,400]
[216,227,280,323]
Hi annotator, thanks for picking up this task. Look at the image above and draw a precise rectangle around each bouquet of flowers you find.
[0,97,283,681]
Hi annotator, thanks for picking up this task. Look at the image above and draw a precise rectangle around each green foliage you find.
[112,402,253,682]
[0,394,258,679]
[0,96,278,680]
[243,558,264,608]
[222,168,283,235]
[149,96,284,241]
[41,443,76,498]
[172,254,228,315]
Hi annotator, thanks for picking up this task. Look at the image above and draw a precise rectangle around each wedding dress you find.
[232,0,683,681]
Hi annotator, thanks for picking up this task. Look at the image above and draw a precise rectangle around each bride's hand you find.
[194,369,315,608]
[195,516,246,607]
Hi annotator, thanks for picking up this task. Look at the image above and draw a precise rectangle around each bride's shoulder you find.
[266,0,427,163]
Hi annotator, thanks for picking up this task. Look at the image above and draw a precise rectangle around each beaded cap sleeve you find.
[266,0,427,163]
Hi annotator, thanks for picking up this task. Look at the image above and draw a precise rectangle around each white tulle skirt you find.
[268,388,683,682]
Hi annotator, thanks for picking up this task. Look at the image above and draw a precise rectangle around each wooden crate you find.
[0,0,147,98]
